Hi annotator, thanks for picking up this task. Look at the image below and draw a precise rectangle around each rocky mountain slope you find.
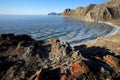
[0,33,120,80]
[62,0,120,22]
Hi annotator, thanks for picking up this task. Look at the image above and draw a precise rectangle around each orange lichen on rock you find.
[103,55,119,68]
[70,63,88,78]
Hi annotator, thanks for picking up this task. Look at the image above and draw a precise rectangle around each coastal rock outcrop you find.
[62,8,72,16]
[0,33,120,80]
[62,0,120,22]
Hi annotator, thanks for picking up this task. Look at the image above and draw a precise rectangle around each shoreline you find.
[72,19,120,47]
[98,21,120,36]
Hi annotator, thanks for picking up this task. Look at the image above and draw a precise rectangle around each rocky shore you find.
[0,0,120,80]
[0,32,120,80]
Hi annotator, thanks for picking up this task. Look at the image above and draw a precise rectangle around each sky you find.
[0,0,108,15]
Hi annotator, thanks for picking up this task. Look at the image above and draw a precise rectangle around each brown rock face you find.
[62,4,96,19]
[62,0,120,21]
[86,6,112,21]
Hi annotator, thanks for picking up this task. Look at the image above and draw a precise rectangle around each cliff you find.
[62,0,120,22]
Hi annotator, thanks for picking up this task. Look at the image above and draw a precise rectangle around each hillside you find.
[62,0,120,22]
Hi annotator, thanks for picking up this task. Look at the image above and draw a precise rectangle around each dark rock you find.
[16,34,34,41]
[0,33,14,41]
[30,68,61,80]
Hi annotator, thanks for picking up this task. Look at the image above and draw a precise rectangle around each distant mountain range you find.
[48,12,62,15]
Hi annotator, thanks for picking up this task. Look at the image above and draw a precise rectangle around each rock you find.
[0,34,18,53]
[103,55,120,71]
[0,34,120,80]
[0,34,34,44]
[60,74,73,80]
[49,38,72,61]
[30,69,42,80]
[62,8,72,16]
[30,68,61,80]
[60,59,89,79]
[71,50,80,59]
[16,41,32,55]
[50,38,60,44]
[70,62,88,78]
[0,33,14,41]
[1,60,26,80]
[26,45,35,56]
[16,34,34,41]
[0,34,35,53]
